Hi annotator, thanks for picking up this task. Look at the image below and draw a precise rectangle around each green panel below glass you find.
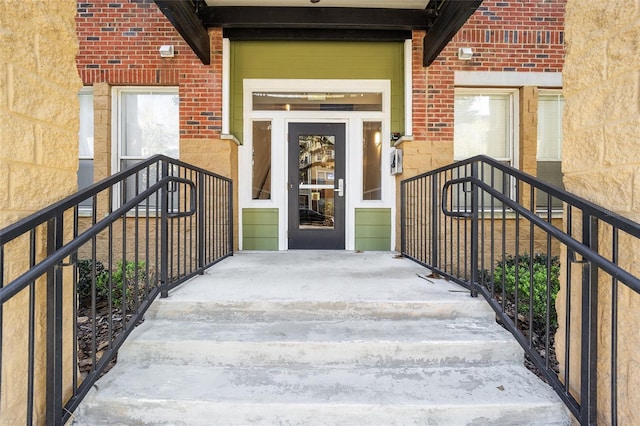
[243,224,279,239]
[243,238,279,251]
[354,208,391,251]
[355,238,391,252]
[243,208,278,223]
[355,225,391,239]
[242,208,278,251]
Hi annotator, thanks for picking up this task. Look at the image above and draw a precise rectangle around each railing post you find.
[228,180,234,255]
[160,161,169,298]
[580,213,598,424]
[400,181,406,253]
[197,171,205,273]
[431,174,439,269]
[469,162,479,298]
[46,216,64,425]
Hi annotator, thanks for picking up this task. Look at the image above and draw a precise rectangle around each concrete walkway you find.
[73,251,570,425]
[163,250,485,313]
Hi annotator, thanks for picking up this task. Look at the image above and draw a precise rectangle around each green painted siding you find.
[230,41,404,142]
[355,208,391,251]
[242,208,279,250]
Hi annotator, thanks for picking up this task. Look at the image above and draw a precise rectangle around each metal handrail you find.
[0,155,233,425]
[404,155,640,237]
[441,175,640,294]
[0,155,227,245]
[401,155,640,425]
[0,176,191,304]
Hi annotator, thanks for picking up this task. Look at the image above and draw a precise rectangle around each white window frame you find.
[537,89,564,162]
[536,89,565,213]
[111,86,180,211]
[453,87,519,167]
[112,86,180,172]
[453,88,520,211]
[79,87,95,162]
[78,87,94,213]
[77,86,95,216]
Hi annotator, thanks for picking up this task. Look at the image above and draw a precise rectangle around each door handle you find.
[334,178,344,197]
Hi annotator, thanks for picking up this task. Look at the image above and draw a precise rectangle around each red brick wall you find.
[419,0,566,148]
[76,0,565,147]
[412,32,428,142]
[76,0,222,138]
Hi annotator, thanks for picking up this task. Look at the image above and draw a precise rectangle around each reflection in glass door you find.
[298,134,335,229]
[288,123,345,249]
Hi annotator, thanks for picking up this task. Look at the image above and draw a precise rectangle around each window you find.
[537,90,565,210]
[454,89,518,209]
[252,91,382,112]
[363,121,382,200]
[252,121,271,200]
[454,89,516,165]
[117,88,179,169]
[114,88,179,207]
[78,88,94,209]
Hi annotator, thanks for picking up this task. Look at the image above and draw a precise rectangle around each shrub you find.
[492,253,560,328]
[96,260,148,311]
[77,259,105,309]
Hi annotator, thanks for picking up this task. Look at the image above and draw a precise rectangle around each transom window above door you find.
[252,91,382,112]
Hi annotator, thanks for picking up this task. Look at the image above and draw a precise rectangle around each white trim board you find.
[455,71,562,88]
[239,78,395,251]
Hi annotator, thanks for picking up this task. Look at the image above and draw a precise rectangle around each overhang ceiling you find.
[155,0,482,66]
[204,1,431,8]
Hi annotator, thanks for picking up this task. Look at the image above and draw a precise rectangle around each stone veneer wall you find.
[560,1,640,423]
[0,0,81,423]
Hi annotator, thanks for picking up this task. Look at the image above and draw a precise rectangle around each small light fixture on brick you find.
[458,47,473,60]
[159,45,174,58]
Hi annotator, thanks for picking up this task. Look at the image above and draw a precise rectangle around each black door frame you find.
[288,122,346,249]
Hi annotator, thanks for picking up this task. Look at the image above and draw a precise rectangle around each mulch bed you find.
[77,302,141,379]
[494,297,560,383]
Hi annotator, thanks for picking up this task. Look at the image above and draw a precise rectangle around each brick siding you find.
[420,0,566,148]
[76,0,223,138]
[77,0,565,159]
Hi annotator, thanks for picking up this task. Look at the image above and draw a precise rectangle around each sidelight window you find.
[252,121,272,200]
[362,121,382,200]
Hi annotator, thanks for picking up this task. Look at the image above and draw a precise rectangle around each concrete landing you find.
[72,251,570,425]
[161,251,482,303]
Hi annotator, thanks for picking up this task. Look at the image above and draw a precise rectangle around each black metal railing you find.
[401,155,640,425]
[0,155,233,425]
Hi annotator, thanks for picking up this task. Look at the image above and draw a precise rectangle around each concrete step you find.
[118,317,523,367]
[73,363,569,425]
[72,253,569,425]
[146,297,496,322]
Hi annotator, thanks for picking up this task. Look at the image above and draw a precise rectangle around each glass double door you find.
[288,123,345,249]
